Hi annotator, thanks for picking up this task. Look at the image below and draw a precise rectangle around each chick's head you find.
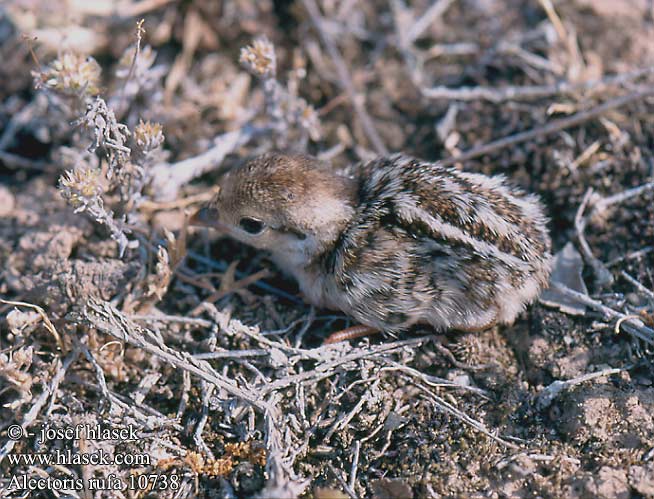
[192,153,356,263]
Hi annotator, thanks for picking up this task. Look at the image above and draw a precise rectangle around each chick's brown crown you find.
[217,152,357,232]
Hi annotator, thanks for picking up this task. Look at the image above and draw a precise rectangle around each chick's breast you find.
[319,155,552,333]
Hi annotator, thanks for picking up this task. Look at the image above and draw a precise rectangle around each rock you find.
[583,467,629,499]
[629,463,654,496]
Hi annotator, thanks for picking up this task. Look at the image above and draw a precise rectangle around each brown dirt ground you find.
[1,1,654,498]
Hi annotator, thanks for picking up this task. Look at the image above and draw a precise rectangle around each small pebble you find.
[0,185,15,217]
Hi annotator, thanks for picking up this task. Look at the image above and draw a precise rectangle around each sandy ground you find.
[1,0,654,498]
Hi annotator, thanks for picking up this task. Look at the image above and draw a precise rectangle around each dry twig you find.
[537,366,627,409]
[0,298,63,349]
[438,88,654,167]
[574,188,613,287]
[0,348,79,462]
[82,297,271,411]
[550,283,654,345]
[302,0,388,155]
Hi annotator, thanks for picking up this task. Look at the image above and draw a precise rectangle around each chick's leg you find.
[323,325,380,345]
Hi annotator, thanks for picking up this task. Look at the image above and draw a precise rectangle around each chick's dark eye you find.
[239,217,265,234]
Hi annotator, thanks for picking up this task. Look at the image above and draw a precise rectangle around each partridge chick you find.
[191,152,552,334]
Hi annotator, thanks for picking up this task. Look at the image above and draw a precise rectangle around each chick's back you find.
[320,154,552,333]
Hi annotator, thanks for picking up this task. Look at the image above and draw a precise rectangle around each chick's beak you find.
[189,206,220,227]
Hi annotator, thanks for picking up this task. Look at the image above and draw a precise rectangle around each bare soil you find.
[1,1,653,498]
